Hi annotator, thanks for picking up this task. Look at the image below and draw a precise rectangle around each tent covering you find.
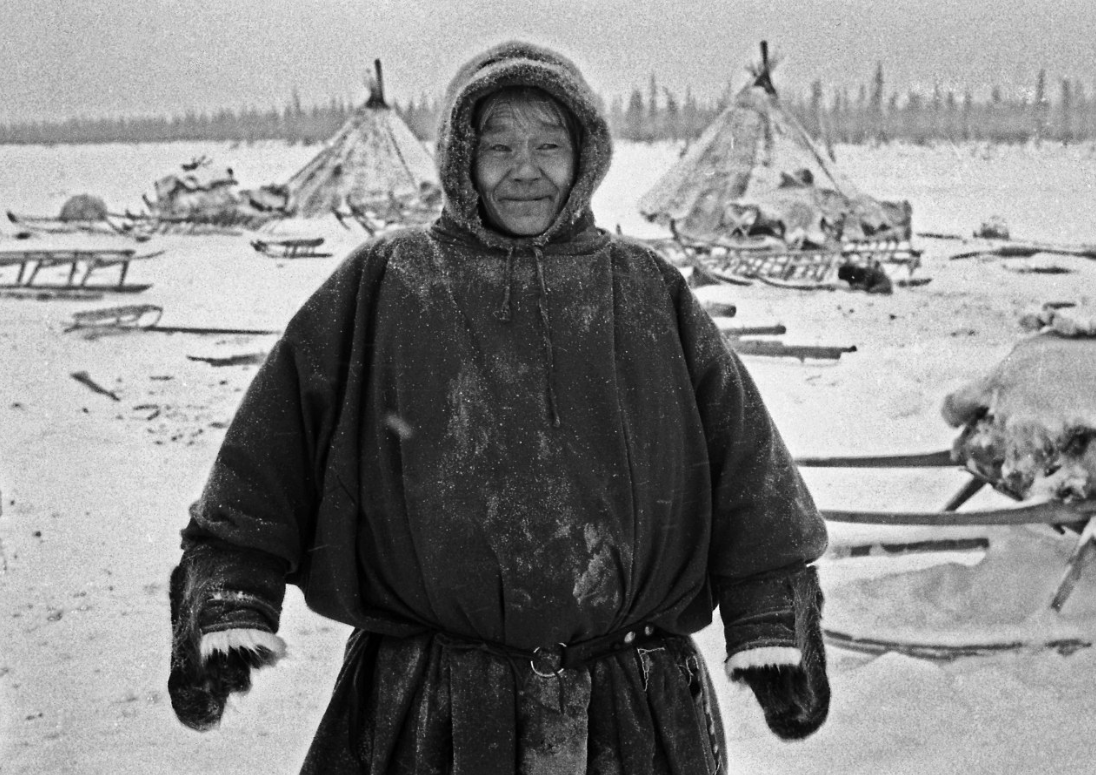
[282,62,441,219]
[638,45,911,246]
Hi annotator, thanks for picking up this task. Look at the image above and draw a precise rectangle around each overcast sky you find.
[4,0,1095,124]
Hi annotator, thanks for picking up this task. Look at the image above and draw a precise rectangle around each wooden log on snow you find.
[727,338,856,361]
[950,239,1096,261]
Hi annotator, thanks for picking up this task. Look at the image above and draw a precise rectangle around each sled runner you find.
[6,210,151,240]
[0,248,161,292]
[65,304,279,336]
[250,237,332,259]
[822,629,1092,661]
[797,449,1096,657]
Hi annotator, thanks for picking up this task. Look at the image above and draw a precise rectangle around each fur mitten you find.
[168,543,287,731]
[718,565,830,740]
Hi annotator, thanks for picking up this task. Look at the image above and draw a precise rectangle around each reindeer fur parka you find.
[171,41,829,773]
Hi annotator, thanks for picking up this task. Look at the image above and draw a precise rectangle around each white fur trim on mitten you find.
[200,628,287,664]
[725,646,802,679]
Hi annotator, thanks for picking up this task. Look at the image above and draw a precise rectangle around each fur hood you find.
[434,41,614,249]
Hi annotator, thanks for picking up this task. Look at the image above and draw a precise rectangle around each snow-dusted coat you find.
[177,41,827,773]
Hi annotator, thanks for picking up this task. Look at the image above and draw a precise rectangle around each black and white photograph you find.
[2,2,1096,773]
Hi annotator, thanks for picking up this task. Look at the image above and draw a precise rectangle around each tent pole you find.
[375,59,386,107]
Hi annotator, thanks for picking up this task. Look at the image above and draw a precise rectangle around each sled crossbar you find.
[796,450,955,468]
[823,500,1096,526]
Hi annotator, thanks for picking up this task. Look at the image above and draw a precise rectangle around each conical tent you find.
[283,61,441,218]
[638,44,910,245]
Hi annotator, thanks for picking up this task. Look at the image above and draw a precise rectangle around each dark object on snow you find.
[702,300,737,317]
[69,370,120,401]
[974,216,1010,240]
[59,194,109,222]
[187,352,267,367]
[837,261,892,294]
[721,565,830,740]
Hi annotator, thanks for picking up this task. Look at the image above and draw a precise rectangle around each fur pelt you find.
[725,645,802,672]
[200,628,286,661]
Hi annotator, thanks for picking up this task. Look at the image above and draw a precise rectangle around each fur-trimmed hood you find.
[434,41,614,249]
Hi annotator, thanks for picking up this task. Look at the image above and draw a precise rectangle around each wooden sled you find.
[251,237,331,259]
[658,220,923,289]
[6,210,150,241]
[119,202,275,236]
[0,247,162,293]
[796,449,1096,619]
[65,304,279,336]
[333,193,441,236]
[799,449,1096,659]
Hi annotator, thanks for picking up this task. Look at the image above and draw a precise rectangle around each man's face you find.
[473,99,575,237]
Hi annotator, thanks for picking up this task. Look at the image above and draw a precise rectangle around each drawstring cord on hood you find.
[532,246,561,428]
[492,245,561,428]
[493,246,516,322]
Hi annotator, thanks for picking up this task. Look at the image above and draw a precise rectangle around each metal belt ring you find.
[530,645,565,678]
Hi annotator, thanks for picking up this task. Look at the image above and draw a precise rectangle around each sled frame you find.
[795,449,1096,613]
[250,237,331,259]
[0,248,162,291]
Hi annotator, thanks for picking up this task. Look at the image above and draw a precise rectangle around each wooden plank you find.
[729,338,856,361]
[795,450,955,468]
[0,249,136,261]
[1050,518,1096,612]
[823,499,1096,526]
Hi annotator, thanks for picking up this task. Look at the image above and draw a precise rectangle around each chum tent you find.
[637,43,911,247]
[282,60,441,219]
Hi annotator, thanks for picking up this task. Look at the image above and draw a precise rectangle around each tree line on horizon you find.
[1,66,1093,148]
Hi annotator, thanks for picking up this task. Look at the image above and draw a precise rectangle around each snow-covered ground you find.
[3,139,1096,773]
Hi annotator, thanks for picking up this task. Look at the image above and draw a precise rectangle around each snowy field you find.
[3,139,1096,773]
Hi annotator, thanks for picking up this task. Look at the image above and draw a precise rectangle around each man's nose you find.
[509,144,541,179]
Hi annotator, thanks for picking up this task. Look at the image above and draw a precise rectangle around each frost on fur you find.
[725,646,802,677]
[200,629,287,664]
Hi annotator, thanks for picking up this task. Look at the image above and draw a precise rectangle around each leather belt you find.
[435,623,668,678]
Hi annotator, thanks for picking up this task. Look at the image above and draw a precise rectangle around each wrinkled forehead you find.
[474,87,575,138]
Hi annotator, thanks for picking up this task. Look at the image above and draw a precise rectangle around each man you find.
[169,41,830,773]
